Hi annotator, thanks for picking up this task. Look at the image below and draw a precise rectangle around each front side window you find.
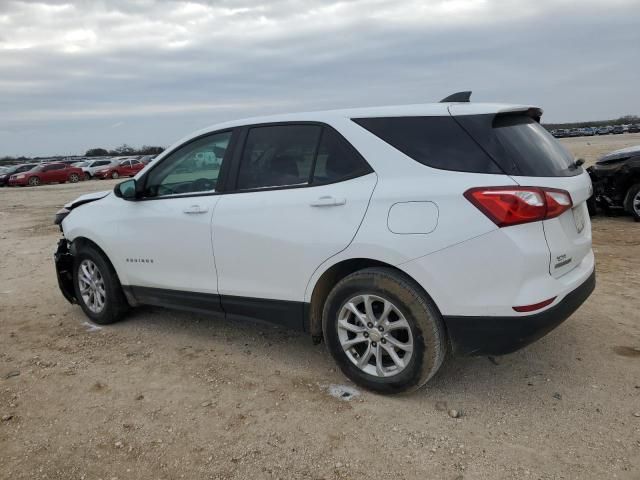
[143,131,232,197]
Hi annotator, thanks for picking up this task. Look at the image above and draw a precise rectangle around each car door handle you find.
[309,196,346,207]
[183,205,208,214]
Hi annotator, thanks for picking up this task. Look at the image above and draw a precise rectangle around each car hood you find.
[64,190,111,210]
[597,145,640,163]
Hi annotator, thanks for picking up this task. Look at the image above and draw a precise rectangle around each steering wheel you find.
[192,177,215,191]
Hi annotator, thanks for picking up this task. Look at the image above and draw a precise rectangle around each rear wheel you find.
[69,173,80,183]
[28,176,40,186]
[624,183,640,221]
[84,172,91,181]
[73,244,129,324]
[111,171,119,179]
[323,268,447,394]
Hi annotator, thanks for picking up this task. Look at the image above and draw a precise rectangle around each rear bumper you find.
[54,239,77,304]
[444,269,595,356]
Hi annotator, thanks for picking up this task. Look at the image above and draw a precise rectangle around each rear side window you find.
[236,124,372,190]
[353,116,502,174]
[238,125,321,190]
[313,128,371,184]
[455,114,580,177]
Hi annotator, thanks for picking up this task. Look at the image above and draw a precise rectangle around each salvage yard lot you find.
[1,136,639,479]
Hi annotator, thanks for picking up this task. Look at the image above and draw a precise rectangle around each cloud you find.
[0,0,638,155]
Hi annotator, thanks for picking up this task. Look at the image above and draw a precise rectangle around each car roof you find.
[200,102,539,132]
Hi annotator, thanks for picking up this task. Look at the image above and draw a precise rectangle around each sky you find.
[1,0,639,157]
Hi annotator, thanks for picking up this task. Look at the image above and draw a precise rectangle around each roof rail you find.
[440,91,472,103]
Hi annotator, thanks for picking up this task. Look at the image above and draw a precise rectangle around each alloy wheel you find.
[78,259,106,314]
[111,171,119,179]
[337,294,414,378]
[634,191,640,216]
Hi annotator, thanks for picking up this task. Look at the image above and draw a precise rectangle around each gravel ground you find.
[0,136,639,479]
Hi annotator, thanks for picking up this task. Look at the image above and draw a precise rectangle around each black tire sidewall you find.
[323,269,445,394]
[73,246,124,325]
[624,183,640,220]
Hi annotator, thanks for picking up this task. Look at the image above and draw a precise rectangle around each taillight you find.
[464,186,572,227]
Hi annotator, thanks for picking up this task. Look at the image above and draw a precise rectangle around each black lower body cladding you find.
[54,239,76,304]
[443,270,596,356]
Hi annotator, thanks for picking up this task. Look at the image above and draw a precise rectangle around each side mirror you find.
[114,179,138,200]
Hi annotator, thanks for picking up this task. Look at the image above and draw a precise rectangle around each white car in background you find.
[53,92,595,393]
[82,159,118,179]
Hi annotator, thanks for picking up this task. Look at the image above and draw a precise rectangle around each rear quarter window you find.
[352,116,502,174]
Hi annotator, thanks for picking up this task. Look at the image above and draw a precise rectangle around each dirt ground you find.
[1,135,639,480]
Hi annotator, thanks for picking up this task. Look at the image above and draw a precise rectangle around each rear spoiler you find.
[448,104,543,123]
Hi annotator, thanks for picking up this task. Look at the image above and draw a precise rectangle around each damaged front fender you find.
[55,239,76,304]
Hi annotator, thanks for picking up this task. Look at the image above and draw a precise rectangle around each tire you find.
[69,173,80,183]
[624,183,640,221]
[73,243,129,324]
[111,171,119,179]
[84,172,91,181]
[28,176,40,187]
[322,267,447,394]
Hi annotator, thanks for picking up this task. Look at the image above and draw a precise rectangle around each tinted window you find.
[312,128,371,184]
[237,125,321,190]
[144,131,232,197]
[455,114,580,177]
[353,116,501,174]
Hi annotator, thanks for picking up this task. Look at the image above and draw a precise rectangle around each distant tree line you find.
[543,115,640,131]
[85,144,165,157]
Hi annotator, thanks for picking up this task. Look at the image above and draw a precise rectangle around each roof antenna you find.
[440,91,472,103]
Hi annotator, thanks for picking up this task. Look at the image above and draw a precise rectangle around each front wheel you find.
[323,268,447,394]
[624,183,640,222]
[28,176,40,187]
[84,172,91,181]
[111,171,119,179]
[69,173,80,183]
[73,244,129,324]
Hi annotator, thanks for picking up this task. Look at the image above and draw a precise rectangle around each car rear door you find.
[211,123,376,328]
[451,106,592,278]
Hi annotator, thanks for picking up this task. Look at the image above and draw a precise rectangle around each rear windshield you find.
[354,114,580,177]
[454,114,581,177]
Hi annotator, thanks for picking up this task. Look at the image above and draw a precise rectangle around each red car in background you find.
[95,159,145,179]
[9,162,84,187]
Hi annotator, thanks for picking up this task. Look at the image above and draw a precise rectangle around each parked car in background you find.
[612,125,625,135]
[597,126,611,135]
[553,129,569,138]
[587,145,640,221]
[82,159,117,179]
[94,158,145,179]
[72,161,89,168]
[9,162,83,186]
[628,124,640,133]
[139,155,157,165]
[0,163,38,186]
[568,128,582,137]
[582,127,596,136]
[54,94,595,393]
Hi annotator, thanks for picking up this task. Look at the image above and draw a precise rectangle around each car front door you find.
[212,123,377,328]
[112,130,236,310]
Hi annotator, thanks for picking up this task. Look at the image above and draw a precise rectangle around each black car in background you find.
[628,124,640,133]
[612,125,625,134]
[587,146,640,221]
[0,163,38,186]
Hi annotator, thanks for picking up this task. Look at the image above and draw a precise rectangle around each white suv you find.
[54,94,595,393]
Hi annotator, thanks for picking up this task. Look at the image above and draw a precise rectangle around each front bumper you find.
[54,239,77,304]
[444,269,596,356]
